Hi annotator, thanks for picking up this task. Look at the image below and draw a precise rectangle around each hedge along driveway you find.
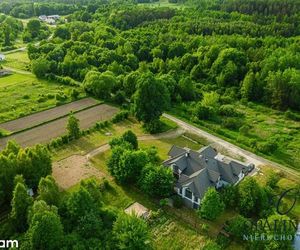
[0,104,119,150]
[0,97,100,133]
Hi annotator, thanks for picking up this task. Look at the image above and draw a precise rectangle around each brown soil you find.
[0,97,99,132]
[0,104,119,149]
[52,155,105,190]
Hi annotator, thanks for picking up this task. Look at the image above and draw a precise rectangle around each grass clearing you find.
[2,51,30,70]
[0,72,85,123]
[51,119,145,161]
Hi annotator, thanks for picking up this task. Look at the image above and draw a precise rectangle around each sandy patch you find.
[125,202,150,219]
[52,155,105,190]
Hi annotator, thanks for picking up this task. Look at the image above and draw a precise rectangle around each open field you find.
[2,51,30,71]
[171,102,300,172]
[0,104,118,149]
[0,72,85,123]
[0,97,100,133]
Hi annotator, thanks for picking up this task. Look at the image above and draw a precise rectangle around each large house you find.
[163,145,254,209]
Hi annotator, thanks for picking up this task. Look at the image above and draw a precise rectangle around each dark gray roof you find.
[168,145,186,158]
[163,145,247,198]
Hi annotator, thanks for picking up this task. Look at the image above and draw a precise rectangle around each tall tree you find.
[139,164,174,198]
[38,176,60,207]
[10,182,33,232]
[67,113,80,139]
[28,210,63,250]
[134,72,170,132]
[113,213,152,250]
[198,188,224,221]
[121,130,138,150]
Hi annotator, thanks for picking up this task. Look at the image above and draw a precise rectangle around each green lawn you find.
[51,119,145,161]
[0,72,85,123]
[3,51,30,71]
[138,0,185,9]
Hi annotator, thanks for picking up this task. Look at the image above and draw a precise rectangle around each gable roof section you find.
[164,145,248,198]
[168,145,186,158]
[198,145,218,158]
[180,169,215,199]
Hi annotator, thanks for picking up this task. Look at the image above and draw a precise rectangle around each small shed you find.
[124,202,150,219]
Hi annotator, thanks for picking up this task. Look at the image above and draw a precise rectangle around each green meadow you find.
[0,72,84,123]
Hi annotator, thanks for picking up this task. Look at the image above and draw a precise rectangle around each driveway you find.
[163,113,300,179]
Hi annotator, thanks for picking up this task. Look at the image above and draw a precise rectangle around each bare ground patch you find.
[0,97,99,133]
[52,155,105,190]
[0,104,119,149]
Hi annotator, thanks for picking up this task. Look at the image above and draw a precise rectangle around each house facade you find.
[163,145,253,209]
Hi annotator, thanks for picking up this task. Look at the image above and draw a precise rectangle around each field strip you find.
[0,97,100,133]
[0,104,119,150]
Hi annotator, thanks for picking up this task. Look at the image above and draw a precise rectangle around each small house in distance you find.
[163,145,254,209]
[39,15,60,25]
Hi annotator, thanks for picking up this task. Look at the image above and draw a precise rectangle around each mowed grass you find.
[51,118,145,161]
[3,51,30,70]
[51,117,179,161]
[0,72,84,123]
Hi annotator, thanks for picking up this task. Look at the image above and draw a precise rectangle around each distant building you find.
[163,145,254,209]
[45,18,55,25]
[0,54,5,61]
[48,15,60,20]
[38,15,60,25]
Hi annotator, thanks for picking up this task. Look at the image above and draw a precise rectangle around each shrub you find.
[55,92,67,102]
[194,103,214,120]
[172,195,183,208]
[222,117,243,130]
[285,110,300,121]
[256,140,278,154]
[99,178,110,191]
[111,110,129,123]
[219,104,243,117]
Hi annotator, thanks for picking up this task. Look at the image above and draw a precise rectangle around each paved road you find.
[163,113,300,179]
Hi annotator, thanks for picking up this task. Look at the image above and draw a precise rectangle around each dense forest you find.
[0,0,300,249]
[27,2,300,112]
[23,0,300,166]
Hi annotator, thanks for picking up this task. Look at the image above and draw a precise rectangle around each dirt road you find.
[162,113,300,179]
